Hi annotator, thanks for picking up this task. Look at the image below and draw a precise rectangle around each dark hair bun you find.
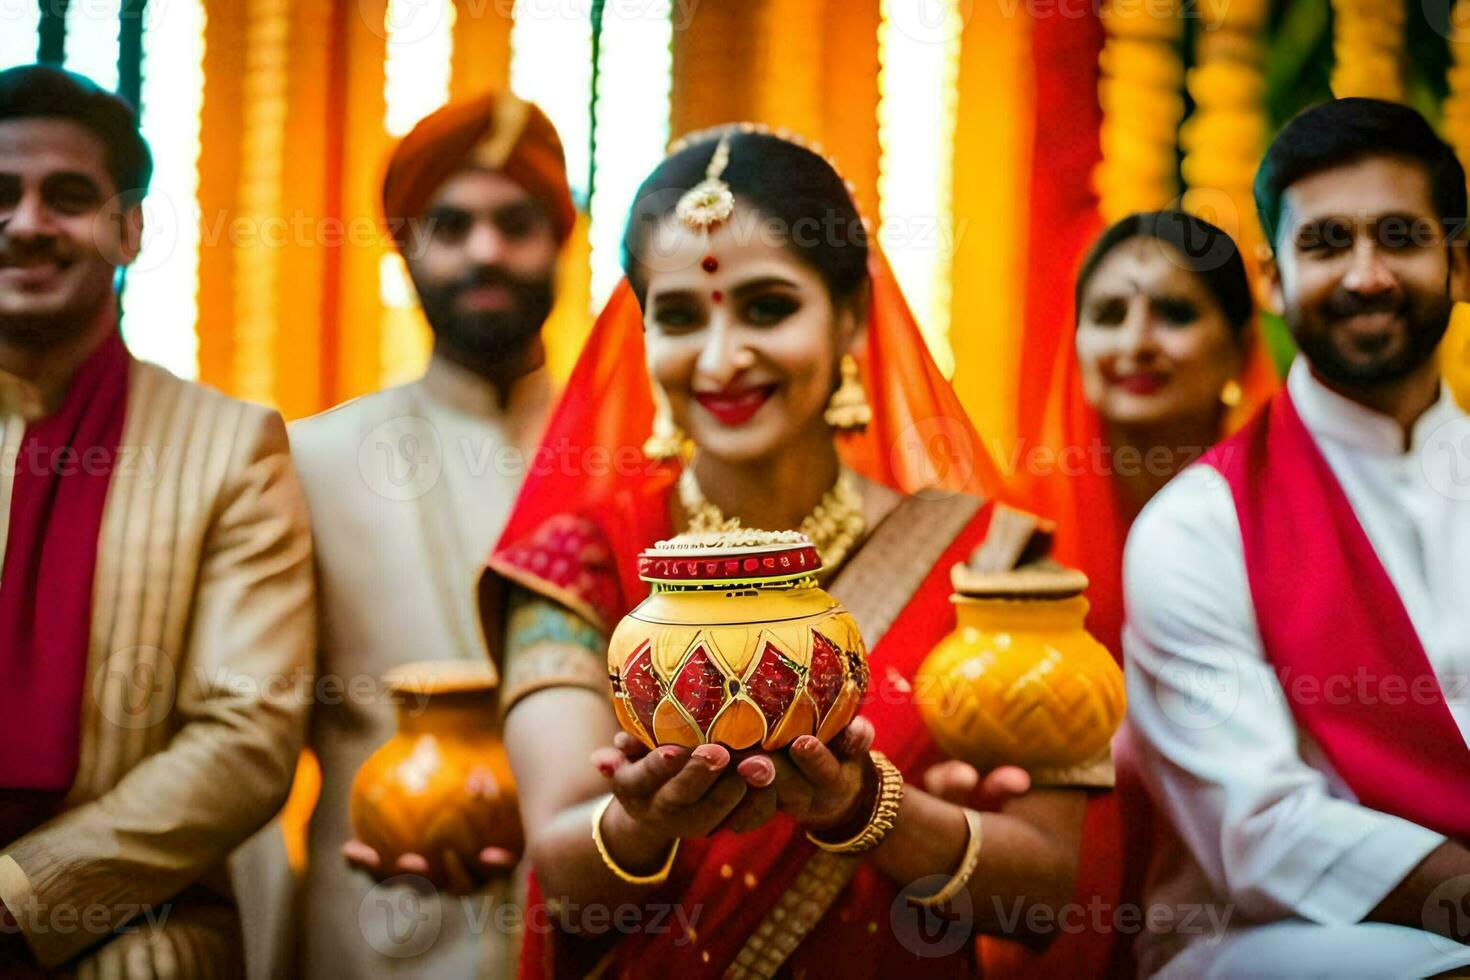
[621,129,868,306]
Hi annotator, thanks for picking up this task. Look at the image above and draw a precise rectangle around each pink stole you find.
[1204,389,1470,837]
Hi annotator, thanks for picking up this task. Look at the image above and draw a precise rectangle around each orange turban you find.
[381,92,576,249]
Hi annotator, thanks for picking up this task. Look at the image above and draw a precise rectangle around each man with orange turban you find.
[235,91,577,979]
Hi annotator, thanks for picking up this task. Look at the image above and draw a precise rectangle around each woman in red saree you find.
[1023,211,1277,661]
[483,128,1111,978]
[956,210,1278,978]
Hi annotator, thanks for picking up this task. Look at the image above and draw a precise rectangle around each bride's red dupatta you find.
[485,248,1009,977]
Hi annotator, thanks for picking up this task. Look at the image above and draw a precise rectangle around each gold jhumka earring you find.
[642,380,686,461]
[824,353,873,430]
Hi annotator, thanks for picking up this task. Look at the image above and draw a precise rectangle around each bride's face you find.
[641,212,858,466]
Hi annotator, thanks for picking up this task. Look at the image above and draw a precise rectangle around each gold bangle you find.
[591,795,680,886]
[908,806,983,908]
[805,750,905,854]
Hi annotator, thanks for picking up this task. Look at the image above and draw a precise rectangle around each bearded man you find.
[1123,98,1470,977]
[238,92,574,979]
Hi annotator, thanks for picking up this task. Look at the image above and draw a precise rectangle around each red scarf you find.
[0,327,130,830]
[1203,389,1470,837]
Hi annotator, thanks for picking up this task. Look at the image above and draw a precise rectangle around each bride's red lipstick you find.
[1110,372,1168,396]
[693,385,776,426]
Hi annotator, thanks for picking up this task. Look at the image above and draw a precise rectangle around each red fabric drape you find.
[987,11,1116,976]
[998,9,1281,973]
[1015,7,1105,445]
[0,325,129,836]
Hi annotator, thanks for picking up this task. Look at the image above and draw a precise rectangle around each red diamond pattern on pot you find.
[808,631,845,718]
[746,641,800,727]
[672,644,727,733]
[622,643,663,737]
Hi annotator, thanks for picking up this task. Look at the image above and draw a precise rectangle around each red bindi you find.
[701,255,719,273]
[711,290,723,303]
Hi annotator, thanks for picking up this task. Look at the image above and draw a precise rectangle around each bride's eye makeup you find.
[743,292,799,326]
[728,276,802,327]
[650,293,704,330]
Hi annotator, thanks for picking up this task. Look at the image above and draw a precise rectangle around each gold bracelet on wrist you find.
[908,806,983,908]
[591,795,680,886]
[805,750,905,854]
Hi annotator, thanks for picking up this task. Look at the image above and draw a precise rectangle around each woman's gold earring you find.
[825,354,873,430]
[643,381,686,460]
[1220,379,1243,409]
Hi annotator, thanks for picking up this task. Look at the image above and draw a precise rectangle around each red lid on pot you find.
[636,530,821,586]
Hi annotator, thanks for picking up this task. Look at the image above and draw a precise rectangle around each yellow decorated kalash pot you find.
[608,530,869,750]
[350,661,523,884]
[915,510,1126,776]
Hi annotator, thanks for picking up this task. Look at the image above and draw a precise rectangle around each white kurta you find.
[233,355,550,979]
[1121,359,1470,978]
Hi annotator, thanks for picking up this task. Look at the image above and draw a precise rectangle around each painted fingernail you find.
[795,736,819,754]
[660,745,685,762]
[595,758,616,777]
[748,759,775,786]
[692,745,726,769]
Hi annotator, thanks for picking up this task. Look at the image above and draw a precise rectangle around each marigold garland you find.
[1094,0,1185,222]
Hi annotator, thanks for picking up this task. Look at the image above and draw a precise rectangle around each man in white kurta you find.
[232,92,575,979]
[1123,98,1470,978]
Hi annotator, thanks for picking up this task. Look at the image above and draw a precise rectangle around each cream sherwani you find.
[251,355,549,979]
[0,357,315,977]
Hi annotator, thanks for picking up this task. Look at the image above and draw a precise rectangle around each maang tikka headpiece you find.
[643,134,738,463]
[674,133,736,231]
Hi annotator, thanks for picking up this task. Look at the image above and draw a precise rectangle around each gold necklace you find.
[678,466,867,573]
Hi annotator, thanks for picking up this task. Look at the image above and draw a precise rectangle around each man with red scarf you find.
[237,92,573,979]
[0,65,314,975]
[1123,98,1470,976]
